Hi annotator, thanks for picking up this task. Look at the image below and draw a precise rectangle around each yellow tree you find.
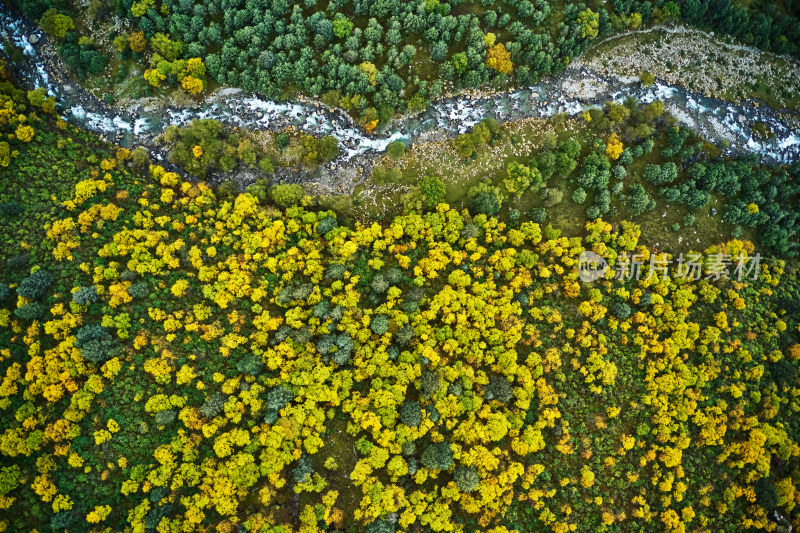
[486,44,513,75]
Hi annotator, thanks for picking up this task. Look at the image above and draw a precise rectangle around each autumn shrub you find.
[3,116,800,533]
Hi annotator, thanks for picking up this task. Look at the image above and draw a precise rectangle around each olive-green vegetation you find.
[161,119,339,180]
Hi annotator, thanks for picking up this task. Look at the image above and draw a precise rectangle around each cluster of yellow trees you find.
[0,151,798,533]
[0,78,59,167]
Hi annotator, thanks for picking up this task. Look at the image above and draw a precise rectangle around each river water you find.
[2,3,799,166]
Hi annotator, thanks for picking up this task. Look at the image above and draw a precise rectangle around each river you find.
[2,3,799,172]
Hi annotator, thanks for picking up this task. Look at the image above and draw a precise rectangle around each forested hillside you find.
[1,58,799,533]
[9,0,800,127]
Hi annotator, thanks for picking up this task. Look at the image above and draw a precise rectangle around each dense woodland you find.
[368,101,800,257]
[8,0,800,127]
[1,50,800,533]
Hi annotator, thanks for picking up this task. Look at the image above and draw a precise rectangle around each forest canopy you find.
[11,0,800,126]
[0,68,798,532]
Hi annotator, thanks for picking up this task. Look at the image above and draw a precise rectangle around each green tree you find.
[386,140,406,158]
[16,270,53,300]
[332,15,354,38]
[454,466,479,492]
[572,187,587,204]
[370,314,389,335]
[270,184,305,208]
[318,136,340,161]
[400,402,422,427]
[577,9,599,39]
[468,180,505,216]
[452,53,468,73]
[421,442,453,470]
[40,9,74,39]
[628,184,651,216]
[504,161,541,198]
[418,175,447,207]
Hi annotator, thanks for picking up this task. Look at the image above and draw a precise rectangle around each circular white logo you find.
[578,251,608,283]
